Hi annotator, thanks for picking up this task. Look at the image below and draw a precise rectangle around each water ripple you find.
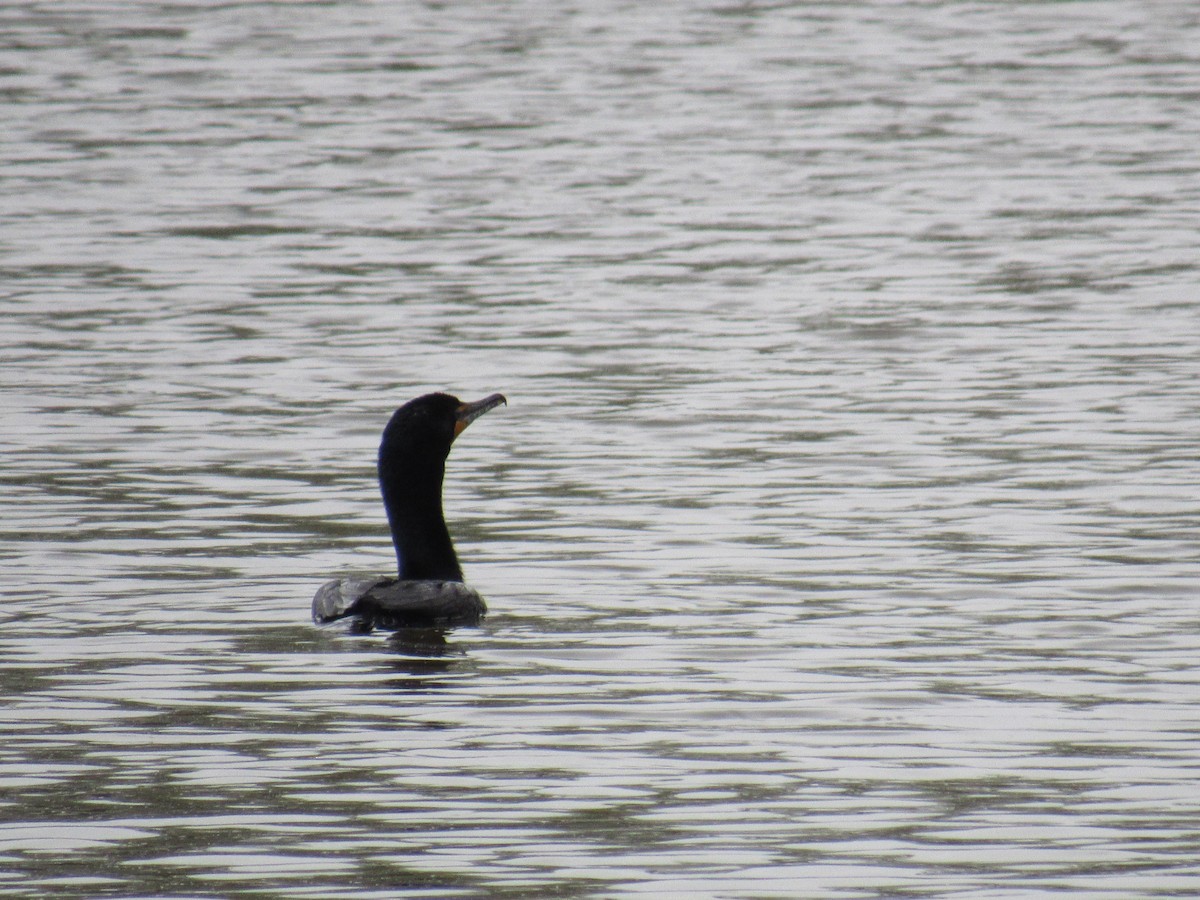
[3,1,1200,897]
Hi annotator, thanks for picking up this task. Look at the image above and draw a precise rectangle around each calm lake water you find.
[3,1,1200,897]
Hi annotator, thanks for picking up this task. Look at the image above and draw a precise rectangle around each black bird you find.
[313,392,507,630]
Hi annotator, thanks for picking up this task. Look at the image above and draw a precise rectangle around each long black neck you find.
[378,442,464,582]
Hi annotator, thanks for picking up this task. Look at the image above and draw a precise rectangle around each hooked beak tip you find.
[453,393,507,437]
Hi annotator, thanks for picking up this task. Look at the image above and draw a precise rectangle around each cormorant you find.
[313,392,506,630]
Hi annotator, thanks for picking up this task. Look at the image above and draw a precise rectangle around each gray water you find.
[3,1,1200,897]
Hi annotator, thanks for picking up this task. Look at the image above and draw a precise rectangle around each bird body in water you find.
[313,392,506,630]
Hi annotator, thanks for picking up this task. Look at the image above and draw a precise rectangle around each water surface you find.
[2,1,1200,897]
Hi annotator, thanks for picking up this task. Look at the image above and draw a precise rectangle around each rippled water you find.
[3,1,1200,897]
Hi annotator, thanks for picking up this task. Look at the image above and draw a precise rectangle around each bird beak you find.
[454,393,507,438]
